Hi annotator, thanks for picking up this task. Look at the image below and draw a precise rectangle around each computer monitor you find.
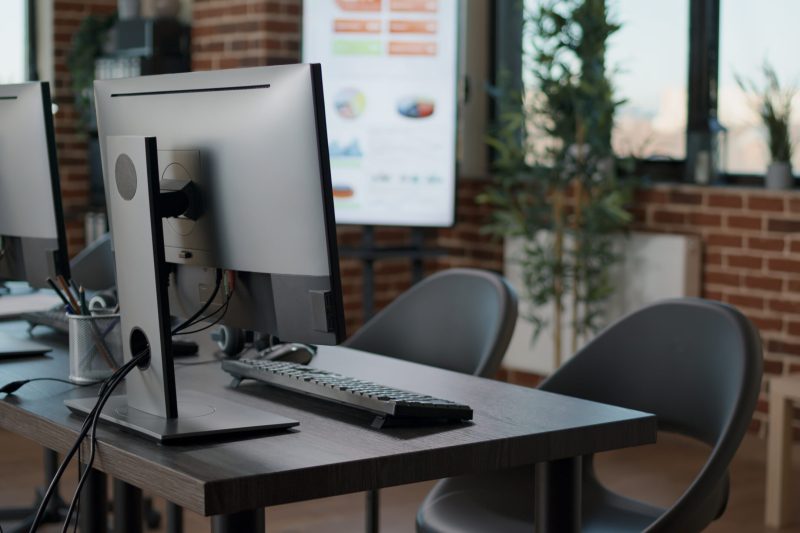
[0,82,70,289]
[0,82,70,358]
[65,64,346,442]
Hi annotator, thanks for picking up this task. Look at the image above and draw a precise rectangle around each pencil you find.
[46,277,75,314]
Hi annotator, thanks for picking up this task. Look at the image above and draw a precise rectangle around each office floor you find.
[1,430,798,532]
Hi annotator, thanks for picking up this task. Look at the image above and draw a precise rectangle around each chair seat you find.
[416,467,664,533]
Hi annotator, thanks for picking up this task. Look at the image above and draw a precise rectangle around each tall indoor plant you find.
[737,63,796,190]
[480,0,631,369]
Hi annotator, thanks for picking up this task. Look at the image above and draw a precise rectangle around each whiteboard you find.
[303,0,459,227]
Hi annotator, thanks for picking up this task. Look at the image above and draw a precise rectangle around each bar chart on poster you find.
[303,0,459,227]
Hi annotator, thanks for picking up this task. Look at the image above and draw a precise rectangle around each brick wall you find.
[192,0,301,70]
[52,0,117,254]
[632,184,800,434]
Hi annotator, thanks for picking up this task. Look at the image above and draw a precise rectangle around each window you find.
[0,0,28,83]
[718,0,800,175]
[520,0,689,161]
[608,0,689,160]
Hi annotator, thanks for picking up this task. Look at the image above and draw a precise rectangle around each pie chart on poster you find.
[397,97,435,119]
[334,88,367,119]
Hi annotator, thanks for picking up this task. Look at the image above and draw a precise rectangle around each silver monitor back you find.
[94,64,345,345]
[0,82,70,288]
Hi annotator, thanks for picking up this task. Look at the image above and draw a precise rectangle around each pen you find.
[46,277,76,314]
[79,286,89,316]
[57,275,80,315]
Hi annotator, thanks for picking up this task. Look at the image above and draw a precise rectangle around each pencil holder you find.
[68,313,123,384]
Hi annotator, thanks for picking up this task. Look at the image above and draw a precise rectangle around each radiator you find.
[502,232,702,375]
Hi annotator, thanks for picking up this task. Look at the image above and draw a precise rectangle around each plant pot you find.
[766,162,794,190]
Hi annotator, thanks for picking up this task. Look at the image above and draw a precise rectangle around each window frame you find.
[495,0,783,187]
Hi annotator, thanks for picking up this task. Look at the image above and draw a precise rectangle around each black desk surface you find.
[0,322,656,516]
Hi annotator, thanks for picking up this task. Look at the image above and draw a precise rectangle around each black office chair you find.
[344,268,518,533]
[416,298,763,533]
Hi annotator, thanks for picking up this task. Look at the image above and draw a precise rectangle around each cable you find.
[0,377,102,395]
[28,350,148,533]
[170,269,222,335]
[172,290,232,336]
[61,355,142,533]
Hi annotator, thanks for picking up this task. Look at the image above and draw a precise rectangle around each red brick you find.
[703,290,724,301]
[708,193,743,208]
[789,198,800,213]
[768,258,800,274]
[769,339,800,356]
[652,210,686,225]
[770,299,800,314]
[748,237,785,252]
[707,234,743,248]
[764,358,784,374]
[727,215,763,230]
[704,271,740,287]
[688,212,722,227]
[788,321,800,336]
[668,190,703,205]
[706,252,723,266]
[634,188,668,204]
[726,293,764,310]
[751,315,783,332]
[768,219,800,233]
[744,275,783,292]
[727,254,762,270]
[788,280,800,292]
[748,195,785,212]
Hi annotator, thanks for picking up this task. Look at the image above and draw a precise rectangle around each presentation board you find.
[303,0,459,227]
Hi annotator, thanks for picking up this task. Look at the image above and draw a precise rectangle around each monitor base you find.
[64,390,298,444]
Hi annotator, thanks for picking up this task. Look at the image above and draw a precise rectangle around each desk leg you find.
[766,391,794,528]
[211,509,265,533]
[80,468,107,533]
[535,457,581,533]
[113,479,142,533]
[366,489,380,533]
[167,502,184,533]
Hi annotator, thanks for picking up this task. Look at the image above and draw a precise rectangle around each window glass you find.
[522,0,689,160]
[0,0,27,83]
[608,0,688,159]
[719,0,800,174]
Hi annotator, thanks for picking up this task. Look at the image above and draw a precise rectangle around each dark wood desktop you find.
[0,321,656,532]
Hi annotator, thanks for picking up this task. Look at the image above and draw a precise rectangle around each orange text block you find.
[334,19,382,33]
[390,0,438,12]
[389,20,438,34]
[388,41,437,56]
[336,0,382,12]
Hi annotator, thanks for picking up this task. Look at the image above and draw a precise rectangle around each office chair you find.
[344,268,518,533]
[416,298,763,533]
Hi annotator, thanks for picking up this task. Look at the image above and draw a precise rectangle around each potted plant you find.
[480,0,632,369]
[737,63,796,190]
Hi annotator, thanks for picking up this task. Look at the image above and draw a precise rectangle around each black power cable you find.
[28,350,148,533]
[0,377,101,395]
[170,269,223,335]
[60,353,143,533]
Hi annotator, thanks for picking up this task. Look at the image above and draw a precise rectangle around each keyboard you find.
[21,306,69,333]
[222,358,473,427]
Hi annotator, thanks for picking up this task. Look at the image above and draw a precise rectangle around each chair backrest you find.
[344,268,518,377]
[539,298,762,532]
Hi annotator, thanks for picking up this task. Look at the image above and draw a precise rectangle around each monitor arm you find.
[158,178,201,220]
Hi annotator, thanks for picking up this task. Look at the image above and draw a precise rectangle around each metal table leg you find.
[80,468,108,533]
[211,509,265,533]
[535,457,582,533]
[365,489,380,533]
[166,502,183,533]
[113,479,142,533]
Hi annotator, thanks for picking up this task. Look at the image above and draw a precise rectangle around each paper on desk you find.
[0,292,64,319]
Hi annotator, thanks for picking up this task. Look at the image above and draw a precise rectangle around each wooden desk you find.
[766,374,800,528]
[0,322,656,532]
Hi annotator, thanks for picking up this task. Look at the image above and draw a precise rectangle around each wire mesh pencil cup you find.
[68,313,123,384]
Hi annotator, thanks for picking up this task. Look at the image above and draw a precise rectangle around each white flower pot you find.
[766,162,794,190]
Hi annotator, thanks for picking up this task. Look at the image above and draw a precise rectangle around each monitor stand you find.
[64,136,297,443]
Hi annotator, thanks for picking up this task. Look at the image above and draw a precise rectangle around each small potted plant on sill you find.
[737,63,796,190]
